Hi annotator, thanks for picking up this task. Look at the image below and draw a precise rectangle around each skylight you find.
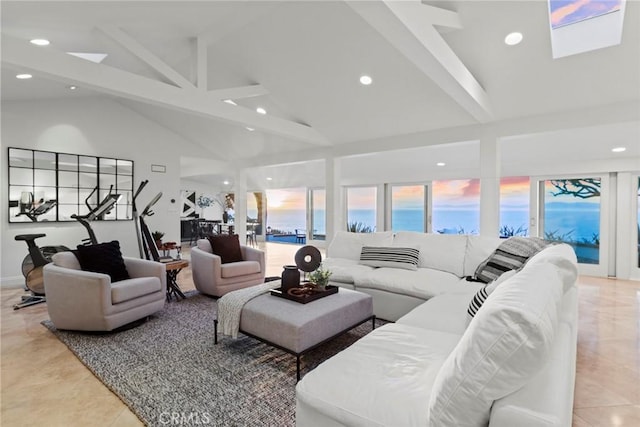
[550,0,622,29]
[549,0,626,58]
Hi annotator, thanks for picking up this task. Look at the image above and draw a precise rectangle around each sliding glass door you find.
[534,175,609,275]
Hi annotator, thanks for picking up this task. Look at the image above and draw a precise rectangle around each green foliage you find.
[309,267,332,287]
[152,231,165,241]
[499,224,528,238]
[544,229,574,242]
[347,221,374,233]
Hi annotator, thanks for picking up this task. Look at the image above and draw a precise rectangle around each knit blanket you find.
[474,237,551,283]
[217,282,276,339]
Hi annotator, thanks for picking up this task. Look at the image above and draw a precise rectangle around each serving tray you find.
[270,285,338,304]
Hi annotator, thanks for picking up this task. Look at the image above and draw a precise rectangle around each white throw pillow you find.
[524,243,578,293]
[393,232,467,276]
[428,263,563,427]
[327,231,393,261]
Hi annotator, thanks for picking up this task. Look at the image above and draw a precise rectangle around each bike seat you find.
[15,233,46,241]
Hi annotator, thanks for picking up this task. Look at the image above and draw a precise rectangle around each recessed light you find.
[266,177,273,181]
[16,74,33,79]
[256,107,266,115]
[504,32,523,46]
[68,85,77,90]
[246,127,255,132]
[611,147,626,153]
[223,180,230,185]
[30,39,50,46]
[436,162,446,166]
[224,99,237,106]
[359,75,373,85]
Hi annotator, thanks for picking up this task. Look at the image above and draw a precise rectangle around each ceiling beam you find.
[209,84,269,100]
[196,36,208,90]
[347,0,492,123]
[98,25,195,89]
[2,35,329,146]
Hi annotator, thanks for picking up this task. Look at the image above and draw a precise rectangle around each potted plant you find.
[309,267,332,291]
[152,231,165,249]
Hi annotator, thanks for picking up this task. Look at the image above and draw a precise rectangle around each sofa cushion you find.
[463,235,502,276]
[321,258,375,284]
[75,241,130,282]
[393,232,467,276]
[220,261,261,278]
[356,267,476,300]
[473,236,550,283]
[327,231,393,261]
[296,323,462,427]
[111,277,161,304]
[359,246,419,271]
[207,234,243,264]
[397,290,479,335]
[428,263,563,427]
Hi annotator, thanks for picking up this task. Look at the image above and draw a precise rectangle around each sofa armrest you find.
[191,247,223,289]
[124,257,166,290]
[43,263,113,312]
[241,246,265,273]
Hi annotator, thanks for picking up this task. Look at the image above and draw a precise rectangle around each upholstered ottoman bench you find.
[216,287,374,380]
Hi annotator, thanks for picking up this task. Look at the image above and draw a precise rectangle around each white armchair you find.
[191,239,265,297]
[43,252,166,331]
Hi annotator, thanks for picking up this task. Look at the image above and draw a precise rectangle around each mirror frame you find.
[7,147,134,223]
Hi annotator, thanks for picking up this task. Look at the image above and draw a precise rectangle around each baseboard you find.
[1,276,26,288]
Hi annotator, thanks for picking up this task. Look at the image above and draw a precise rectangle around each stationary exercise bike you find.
[13,186,122,310]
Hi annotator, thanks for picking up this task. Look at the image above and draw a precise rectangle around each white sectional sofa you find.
[323,231,505,321]
[296,232,579,427]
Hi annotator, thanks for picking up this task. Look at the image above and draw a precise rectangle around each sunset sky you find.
[265,178,534,211]
[550,0,621,29]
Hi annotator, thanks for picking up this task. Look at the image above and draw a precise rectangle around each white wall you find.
[0,97,204,286]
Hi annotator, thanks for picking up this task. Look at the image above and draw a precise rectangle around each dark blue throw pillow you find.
[75,241,130,282]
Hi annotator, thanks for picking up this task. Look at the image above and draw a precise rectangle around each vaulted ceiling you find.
[2,1,639,182]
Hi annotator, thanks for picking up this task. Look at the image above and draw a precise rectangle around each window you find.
[390,185,426,232]
[346,187,376,232]
[432,179,480,234]
[499,176,530,237]
[542,178,601,264]
[265,188,306,239]
[310,189,326,240]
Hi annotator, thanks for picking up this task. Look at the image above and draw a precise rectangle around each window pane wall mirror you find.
[7,147,134,223]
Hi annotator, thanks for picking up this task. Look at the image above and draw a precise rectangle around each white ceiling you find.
[2,0,639,185]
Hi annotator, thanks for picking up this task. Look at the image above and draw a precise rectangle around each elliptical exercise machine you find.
[13,186,122,310]
[132,180,163,262]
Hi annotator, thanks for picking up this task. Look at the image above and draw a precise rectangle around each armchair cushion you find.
[207,234,243,264]
[75,241,130,282]
[221,261,261,278]
[111,277,162,304]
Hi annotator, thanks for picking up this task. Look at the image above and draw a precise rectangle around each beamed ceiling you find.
[2,0,639,182]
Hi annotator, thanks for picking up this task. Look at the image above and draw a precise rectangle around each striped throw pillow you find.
[467,270,518,321]
[359,246,420,271]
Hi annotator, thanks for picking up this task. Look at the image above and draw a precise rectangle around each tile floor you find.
[1,242,639,426]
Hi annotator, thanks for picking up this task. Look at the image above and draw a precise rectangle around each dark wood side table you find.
[164,259,189,301]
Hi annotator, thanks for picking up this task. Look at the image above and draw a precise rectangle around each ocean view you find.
[267,206,600,241]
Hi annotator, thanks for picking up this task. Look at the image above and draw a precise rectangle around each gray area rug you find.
[43,291,378,426]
